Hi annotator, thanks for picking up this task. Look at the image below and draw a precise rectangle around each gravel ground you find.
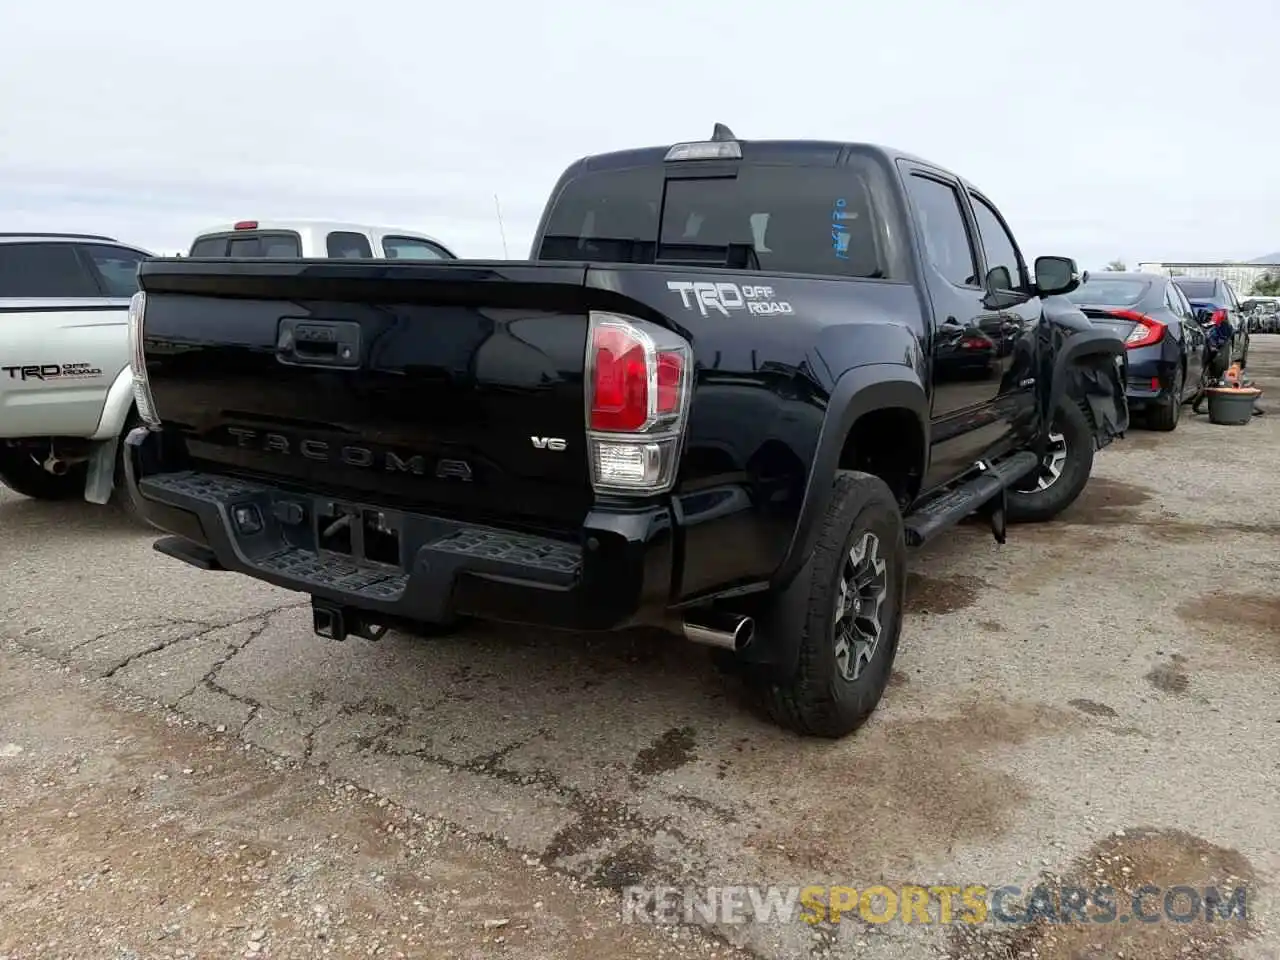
[3,338,1280,960]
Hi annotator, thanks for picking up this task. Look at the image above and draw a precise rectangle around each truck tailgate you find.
[137,260,600,532]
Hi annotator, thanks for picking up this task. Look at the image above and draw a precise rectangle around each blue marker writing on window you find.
[831,198,850,260]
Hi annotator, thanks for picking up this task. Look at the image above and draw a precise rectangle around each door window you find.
[0,242,100,297]
[904,175,979,288]
[1172,284,1194,319]
[326,231,373,258]
[382,236,455,260]
[968,193,1024,291]
[80,244,148,297]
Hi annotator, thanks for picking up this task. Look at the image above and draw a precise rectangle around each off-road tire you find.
[0,447,87,501]
[1147,366,1183,432]
[752,471,906,739]
[1006,399,1094,524]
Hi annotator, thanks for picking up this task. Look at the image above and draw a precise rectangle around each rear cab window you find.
[189,232,301,258]
[1173,277,1217,301]
[0,242,103,298]
[536,156,906,280]
[1065,278,1151,306]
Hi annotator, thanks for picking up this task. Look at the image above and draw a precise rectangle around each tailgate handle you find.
[277,319,361,369]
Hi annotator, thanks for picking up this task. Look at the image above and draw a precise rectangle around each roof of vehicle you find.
[1082,272,1159,283]
[0,232,120,243]
[572,137,977,186]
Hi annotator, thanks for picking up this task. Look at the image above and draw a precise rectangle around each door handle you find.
[276,319,362,369]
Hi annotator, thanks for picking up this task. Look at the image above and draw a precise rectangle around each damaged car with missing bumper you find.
[122,126,1128,738]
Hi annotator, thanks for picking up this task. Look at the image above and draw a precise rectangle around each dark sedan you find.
[1065,272,1206,431]
[1173,275,1250,370]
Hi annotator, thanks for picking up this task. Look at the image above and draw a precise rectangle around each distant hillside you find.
[1248,253,1280,264]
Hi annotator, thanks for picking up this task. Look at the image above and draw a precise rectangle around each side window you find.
[968,194,1023,291]
[0,242,100,298]
[904,175,979,288]
[383,236,454,260]
[326,231,373,259]
[80,244,147,298]
[1175,285,1193,319]
[1179,286,1200,323]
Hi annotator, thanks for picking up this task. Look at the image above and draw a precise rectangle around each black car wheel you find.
[1006,399,1095,524]
[1148,365,1183,432]
[752,471,905,739]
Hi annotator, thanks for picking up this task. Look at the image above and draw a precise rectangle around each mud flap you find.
[1065,360,1129,450]
[84,437,118,504]
[979,486,1008,544]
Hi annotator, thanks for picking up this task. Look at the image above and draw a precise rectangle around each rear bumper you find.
[124,428,674,632]
[1122,349,1178,409]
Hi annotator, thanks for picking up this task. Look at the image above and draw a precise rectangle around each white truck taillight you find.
[585,312,692,495]
[127,291,161,427]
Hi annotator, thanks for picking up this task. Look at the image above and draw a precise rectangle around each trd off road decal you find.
[2,363,103,381]
[666,280,794,317]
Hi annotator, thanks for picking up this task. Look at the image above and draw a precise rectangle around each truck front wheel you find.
[1005,399,1094,524]
[753,471,906,739]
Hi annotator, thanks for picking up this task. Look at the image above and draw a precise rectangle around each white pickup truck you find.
[1,222,459,518]
[0,233,153,516]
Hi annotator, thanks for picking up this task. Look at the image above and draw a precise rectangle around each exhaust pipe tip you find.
[682,613,755,652]
[42,457,69,476]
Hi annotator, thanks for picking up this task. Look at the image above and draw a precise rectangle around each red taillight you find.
[585,313,691,494]
[1111,309,1166,349]
[590,325,650,431]
[233,220,258,231]
[1211,309,1228,325]
[656,352,683,414]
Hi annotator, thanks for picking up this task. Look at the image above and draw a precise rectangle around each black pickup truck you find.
[123,125,1129,738]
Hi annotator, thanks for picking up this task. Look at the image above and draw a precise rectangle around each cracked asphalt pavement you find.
[4,339,1280,959]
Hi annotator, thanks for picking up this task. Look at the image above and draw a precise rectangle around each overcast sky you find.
[2,0,1275,268]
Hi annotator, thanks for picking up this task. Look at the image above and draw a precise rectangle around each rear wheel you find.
[0,446,87,501]
[1148,365,1183,432]
[1006,399,1094,524]
[751,471,906,739]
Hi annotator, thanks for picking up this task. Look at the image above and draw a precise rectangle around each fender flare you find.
[89,365,136,441]
[1046,329,1126,420]
[772,364,929,591]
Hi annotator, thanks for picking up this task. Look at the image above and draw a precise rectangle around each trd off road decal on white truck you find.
[666,280,794,317]
[2,362,104,381]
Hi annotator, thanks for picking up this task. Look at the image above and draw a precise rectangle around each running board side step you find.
[903,450,1040,547]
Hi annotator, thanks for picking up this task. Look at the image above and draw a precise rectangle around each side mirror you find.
[985,265,1014,291]
[1034,255,1081,297]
